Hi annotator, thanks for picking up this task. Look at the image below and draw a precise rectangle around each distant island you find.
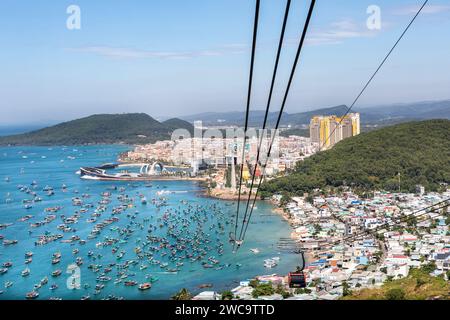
[0,113,194,146]
[179,99,450,128]
[260,119,450,195]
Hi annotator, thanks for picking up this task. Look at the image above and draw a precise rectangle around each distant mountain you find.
[282,105,348,126]
[180,110,286,127]
[180,105,348,127]
[260,119,450,196]
[162,118,195,133]
[180,100,450,128]
[359,100,450,124]
[0,113,194,146]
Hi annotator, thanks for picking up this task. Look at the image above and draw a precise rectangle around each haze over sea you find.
[0,145,298,299]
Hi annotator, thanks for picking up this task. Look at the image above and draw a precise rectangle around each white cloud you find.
[305,19,379,46]
[392,4,450,15]
[67,44,248,60]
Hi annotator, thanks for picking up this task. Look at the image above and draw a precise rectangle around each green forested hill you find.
[162,118,195,133]
[260,120,450,195]
[0,113,194,146]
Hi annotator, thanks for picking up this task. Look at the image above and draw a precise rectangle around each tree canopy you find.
[261,120,450,196]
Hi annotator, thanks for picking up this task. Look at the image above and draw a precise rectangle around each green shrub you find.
[252,283,275,298]
[385,288,406,300]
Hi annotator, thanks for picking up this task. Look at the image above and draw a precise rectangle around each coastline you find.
[271,204,315,264]
[203,188,262,201]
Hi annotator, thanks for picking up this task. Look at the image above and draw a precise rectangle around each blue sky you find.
[0,0,449,125]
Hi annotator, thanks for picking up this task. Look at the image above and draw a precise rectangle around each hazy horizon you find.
[1,97,449,130]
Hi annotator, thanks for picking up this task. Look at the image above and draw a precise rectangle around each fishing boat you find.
[263,258,278,268]
[0,223,12,230]
[43,185,53,192]
[0,268,8,275]
[25,252,34,258]
[97,276,111,282]
[2,262,12,268]
[21,268,31,277]
[124,280,137,286]
[138,283,151,291]
[52,270,62,277]
[26,291,39,300]
[5,281,13,288]
[95,284,105,291]
[72,198,83,206]
[76,257,83,266]
[50,284,58,291]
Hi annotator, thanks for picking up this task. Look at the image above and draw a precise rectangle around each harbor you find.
[0,145,299,300]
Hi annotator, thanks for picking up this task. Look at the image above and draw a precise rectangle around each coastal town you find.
[121,124,319,199]
[187,189,450,301]
[224,190,449,300]
[116,115,449,300]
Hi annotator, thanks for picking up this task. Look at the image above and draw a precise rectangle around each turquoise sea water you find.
[0,146,299,300]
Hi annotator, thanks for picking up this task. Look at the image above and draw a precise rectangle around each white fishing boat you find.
[21,268,31,277]
[263,258,278,268]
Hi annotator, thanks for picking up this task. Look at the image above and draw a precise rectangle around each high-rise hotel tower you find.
[310,113,360,150]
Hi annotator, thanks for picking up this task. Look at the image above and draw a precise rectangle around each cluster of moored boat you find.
[1,178,248,300]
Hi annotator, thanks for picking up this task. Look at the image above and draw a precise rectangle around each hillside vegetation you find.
[260,120,450,195]
[0,113,194,146]
[342,267,450,300]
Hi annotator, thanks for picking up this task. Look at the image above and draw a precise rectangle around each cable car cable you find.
[238,0,317,245]
[238,0,292,241]
[232,0,261,252]
[240,0,429,245]
[321,0,429,150]
[315,199,449,251]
